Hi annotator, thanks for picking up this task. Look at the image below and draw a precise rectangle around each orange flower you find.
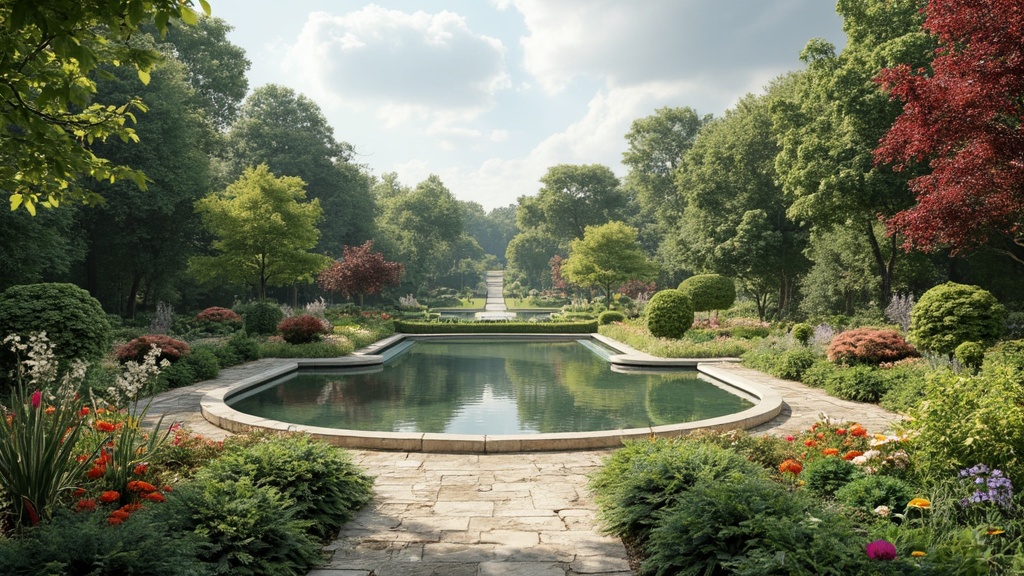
[850,425,867,437]
[907,498,931,509]
[133,463,148,476]
[44,406,55,415]
[911,551,926,557]
[804,439,817,448]
[816,432,825,440]
[75,499,96,512]
[842,450,864,461]
[822,448,840,457]
[162,485,174,492]
[779,458,803,475]
[127,480,157,492]
[99,490,120,503]
[87,465,106,479]
[107,509,130,525]
[142,491,166,502]
[95,421,116,432]
[836,428,847,435]
[78,406,91,417]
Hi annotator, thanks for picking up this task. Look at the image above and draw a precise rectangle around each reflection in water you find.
[229,340,753,434]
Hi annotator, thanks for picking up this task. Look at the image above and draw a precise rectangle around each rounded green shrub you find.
[0,283,111,363]
[180,347,220,381]
[803,457,861,497]
[598,310,625,325]
[200,434,374,540]
[954,341,985,372]
[791,323,813,346]
[646,289,694,339]
[910,282,1005,356]
[590,438,765,545]
[835,474,915,513]
[239,301,284,336]
[158,361,197,390]
[677,274,735,313]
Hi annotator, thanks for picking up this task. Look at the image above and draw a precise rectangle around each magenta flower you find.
[866,539,897,560]
[30,390,41,409]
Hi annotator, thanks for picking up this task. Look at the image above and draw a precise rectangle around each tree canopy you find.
[318,241,403,306]
[562,221,655,301]
[517,164,628,243]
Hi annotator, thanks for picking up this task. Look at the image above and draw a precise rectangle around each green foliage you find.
[802,362,890,403]
[393,320,598,334]
[228,333,262,362]
[239,301,284,336]
[677,274,736,313]
[954,341,985,372]
[908,367,1024,482]
[877,361,936,414]
[257,340,353,359]
[982,339,1024,375]
[159,362,197,390]
[277,315,329,344]
[0,508,205,576]
[562,221,655,299]
[0,283,111,367]
[180,347,220,382]
[834,474,915,513]
[598,311,625,325]
[517,163,628,242]
[598,322,753,358]
[792,322,814,345]
[909,282,1006,356]
[199,434,374,540]
[803,456,861,497]
[645,289,694,339]
[589,439,765,545]
[158,475,322,576]
[742,344,822,381]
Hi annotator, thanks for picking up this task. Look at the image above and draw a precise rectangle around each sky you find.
[207,0,847,211]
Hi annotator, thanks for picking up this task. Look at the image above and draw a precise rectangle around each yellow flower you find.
[911,551,926,558]
[987,528,1005,536]
[907,498,931,509]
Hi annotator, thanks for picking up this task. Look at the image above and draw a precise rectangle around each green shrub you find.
[791,323,813,345]
[598,310,625,325]
[0,283,111,366]
[876,361,936,414]
[826,328,919,365]
[158,361,197,390]
[258,340,353,358]
[394,320,597,334]
[211,344,242,368]
[803,456,861,497]
[954,341,985,372]
[157,475,322,576]
[240,301,284,336]
[200,434,374,540]
[742,346,820,381]
[721,325,770,339]
[181,347,220,381]
[589,439,765,545]
[677,274,736,313]
[0,508,205,576]
[814,363,890,403]
[228,333,262,362]
[909,282,1005,356]
[599,322,753,358]
[835,474,915,513]
[908,367,1024,482]
[645,289,694,339]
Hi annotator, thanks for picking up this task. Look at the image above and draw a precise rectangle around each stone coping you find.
[200,334,783,453]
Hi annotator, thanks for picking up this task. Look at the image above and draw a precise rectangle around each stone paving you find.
[144,358,905,576]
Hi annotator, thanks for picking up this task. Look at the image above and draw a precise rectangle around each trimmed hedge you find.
[646,289,694,339]
[678,274,736,313]
[394,320,598,334]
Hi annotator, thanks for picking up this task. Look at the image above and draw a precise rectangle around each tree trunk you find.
[864,219,895,307]
[125,272,143,320]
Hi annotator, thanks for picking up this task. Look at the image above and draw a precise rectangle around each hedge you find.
[393,320,598,334]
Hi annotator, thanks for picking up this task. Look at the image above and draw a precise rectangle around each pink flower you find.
[30,390,41,409]
[866,539,897,561]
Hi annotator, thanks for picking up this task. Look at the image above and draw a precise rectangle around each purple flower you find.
[866,539,897,561]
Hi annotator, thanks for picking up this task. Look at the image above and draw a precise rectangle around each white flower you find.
[874,505,891,517]
[852,456,868,465]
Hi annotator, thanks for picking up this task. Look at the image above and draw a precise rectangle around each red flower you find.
[779,459,803,475]
[843,450,864,461]
[133,463,148,476]
[836,428,847,436]
[107,509,130,525]
[95,421,116,432]
[76,499,97,512]
[850,425,868,437]
[76,454,90,463]
[72,487,87,497]
[142,492,166,502]
[804,439,817,448]
[78,406,91,417]
[99,490,120,503]
[162,485,174,492]
[30,390,41,409]
[87,465,106,479]
[127,480,157,492]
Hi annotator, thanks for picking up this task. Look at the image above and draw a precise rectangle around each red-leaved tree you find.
[875,0,1024,264]
[317,241,403,305]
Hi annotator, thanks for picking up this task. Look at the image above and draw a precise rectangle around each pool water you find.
[228,339,754,435]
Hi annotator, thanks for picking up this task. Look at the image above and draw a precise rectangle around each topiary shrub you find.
[791,323,813,346]
[677,274,736,315]
[200,434,374,541]
[909,282,1006,356]
[115,334,191,364]
[826,328,919,365]
[0,283,111,364]
[598,310,625,325]
[954,341,985,373]
[803,457,861,497]
[278,315,329,344]
[239,301,284,336]
[646,289,694,339]
[835,475,915,514]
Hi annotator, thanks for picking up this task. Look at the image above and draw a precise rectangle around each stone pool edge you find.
[199,334,783,453]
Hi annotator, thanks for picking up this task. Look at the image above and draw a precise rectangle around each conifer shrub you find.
[803,457,861,497]
[834,475,915,514]
[0,283,111,365]
[598,310,625,325]
[115,334,191,364]
[239,301,284,336]
[677,274,736,313]
[910,282,1005,356]
[826,327,918,365]
[278,314,330,344]
[645,289,694,339]
[791,323,813,346]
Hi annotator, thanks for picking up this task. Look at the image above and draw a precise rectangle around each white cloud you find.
[285,5,510,124]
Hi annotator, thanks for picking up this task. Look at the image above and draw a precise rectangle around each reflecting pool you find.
[228,339,754,435]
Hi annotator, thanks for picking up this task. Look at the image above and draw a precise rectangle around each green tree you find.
[517,164,628,242]
[1,0,209,214]
[228,84,376,255]
[678,274,736,320]
[562,222,655,302]
[504,231,562,291]
[0,209,83,291]
[461,202,519,265]
[190,165,331,300]
[772,0,934,306]
[910,282,1006,356]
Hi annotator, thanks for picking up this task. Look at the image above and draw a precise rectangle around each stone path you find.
[144,358,904,576]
